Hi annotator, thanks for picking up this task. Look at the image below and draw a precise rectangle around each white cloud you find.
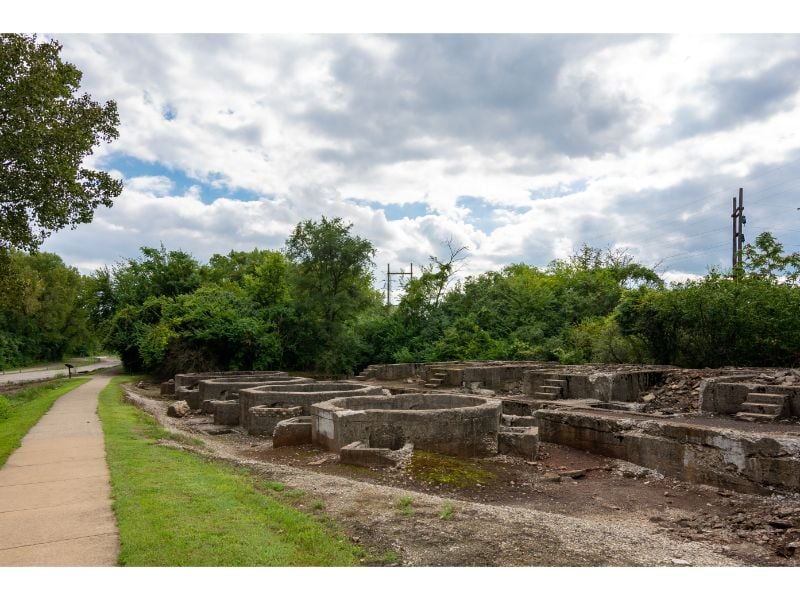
[39,33,800,285]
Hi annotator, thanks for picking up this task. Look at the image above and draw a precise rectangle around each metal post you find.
[386,263,391,306]
[737,187,744,266]
[732,196,737,270]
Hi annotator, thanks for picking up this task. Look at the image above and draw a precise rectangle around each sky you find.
[33,29,800,292]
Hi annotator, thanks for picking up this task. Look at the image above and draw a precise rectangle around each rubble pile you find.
[655,494,800,559]
[637,368,729,414]
[749,369,800,387]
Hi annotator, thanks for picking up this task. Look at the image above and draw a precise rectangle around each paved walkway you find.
[0,357,121,385]
[0,376,119,566]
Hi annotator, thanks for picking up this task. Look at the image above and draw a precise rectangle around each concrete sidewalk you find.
[0,376,119,566]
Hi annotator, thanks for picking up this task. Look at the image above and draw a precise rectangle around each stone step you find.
[424,383,440,389]
[533,391,559,400]
[746,393,788,406]
[735,412,780,423]
[433,372,446,377]
[353,375,367,381]
[740,402,784,416]
[543,379,567,386]
[428,378,443,384]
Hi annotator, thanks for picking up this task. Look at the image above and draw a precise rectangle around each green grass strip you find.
[98,376,362,566]
[0,377,90,467]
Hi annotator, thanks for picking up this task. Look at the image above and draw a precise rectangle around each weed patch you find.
[408,450,496,488]
[396,495,415,517]
[439,501,455,520]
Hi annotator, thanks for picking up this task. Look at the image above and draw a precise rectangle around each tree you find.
[0,34,122,252]
[285,217,376,326]
[284,216,377,372]
[741,231,800,285]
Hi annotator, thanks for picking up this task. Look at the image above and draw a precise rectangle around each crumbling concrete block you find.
[247,405,302,437]
[160,379,175,396]
[498,426,539,459]
[273,416,313,447]
[211,400,240,426]
[339,441,414,468]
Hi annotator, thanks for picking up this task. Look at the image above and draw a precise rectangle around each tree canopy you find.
[0,34,122,252]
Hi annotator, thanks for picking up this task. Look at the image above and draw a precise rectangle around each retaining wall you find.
[536,408,800,493]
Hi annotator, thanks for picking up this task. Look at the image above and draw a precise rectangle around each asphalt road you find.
[0,356,122,385]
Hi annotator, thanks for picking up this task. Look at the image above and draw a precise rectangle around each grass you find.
[396,495,415,517]
[97,376,363,566]
[439,501,455,520]
[0,378,90,467]
[408,450,496,488]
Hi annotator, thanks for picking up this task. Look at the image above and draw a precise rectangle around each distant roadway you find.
[0,356,122,385]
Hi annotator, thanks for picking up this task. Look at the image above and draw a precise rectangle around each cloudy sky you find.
[38,32,800,289]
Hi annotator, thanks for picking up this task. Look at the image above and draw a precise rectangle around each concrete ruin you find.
[160,362,800,493]
[352,361,800,493]
[161,371,532,463]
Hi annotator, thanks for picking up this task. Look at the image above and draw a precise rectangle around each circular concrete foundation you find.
[238,382,381,428]
[310,393,501,457]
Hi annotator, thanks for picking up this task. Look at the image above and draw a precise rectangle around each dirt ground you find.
[126,382,800,567]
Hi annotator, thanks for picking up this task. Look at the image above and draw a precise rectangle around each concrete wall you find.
[174,370,287,388]
[523,369,668,401]
[238,382,381,428]
[311,393,501,457]
[700,376,800,416]
[462,364,545,391]
[248,406,303,436]
[536,408,800,493]
[197,376,312,402]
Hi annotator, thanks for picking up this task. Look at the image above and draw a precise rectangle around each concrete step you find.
[543,379,567,387]
[740,402,784,416]
[735,412,780,423]
[533,391,559,400]
[746,393,788,406]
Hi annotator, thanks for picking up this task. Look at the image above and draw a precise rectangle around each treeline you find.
[2,218,799,373]
[0,251,98,368]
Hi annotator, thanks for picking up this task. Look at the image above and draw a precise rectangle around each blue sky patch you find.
[104,154,263,203]
[348,198,431,220]
[528,179,588,201]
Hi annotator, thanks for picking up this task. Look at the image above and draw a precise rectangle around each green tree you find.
[0,34,122,252]
[741,231,800,284]
[284,217,377,372]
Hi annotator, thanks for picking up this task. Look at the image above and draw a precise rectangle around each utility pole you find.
[385,263,414,306]
[731,187,745,270]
